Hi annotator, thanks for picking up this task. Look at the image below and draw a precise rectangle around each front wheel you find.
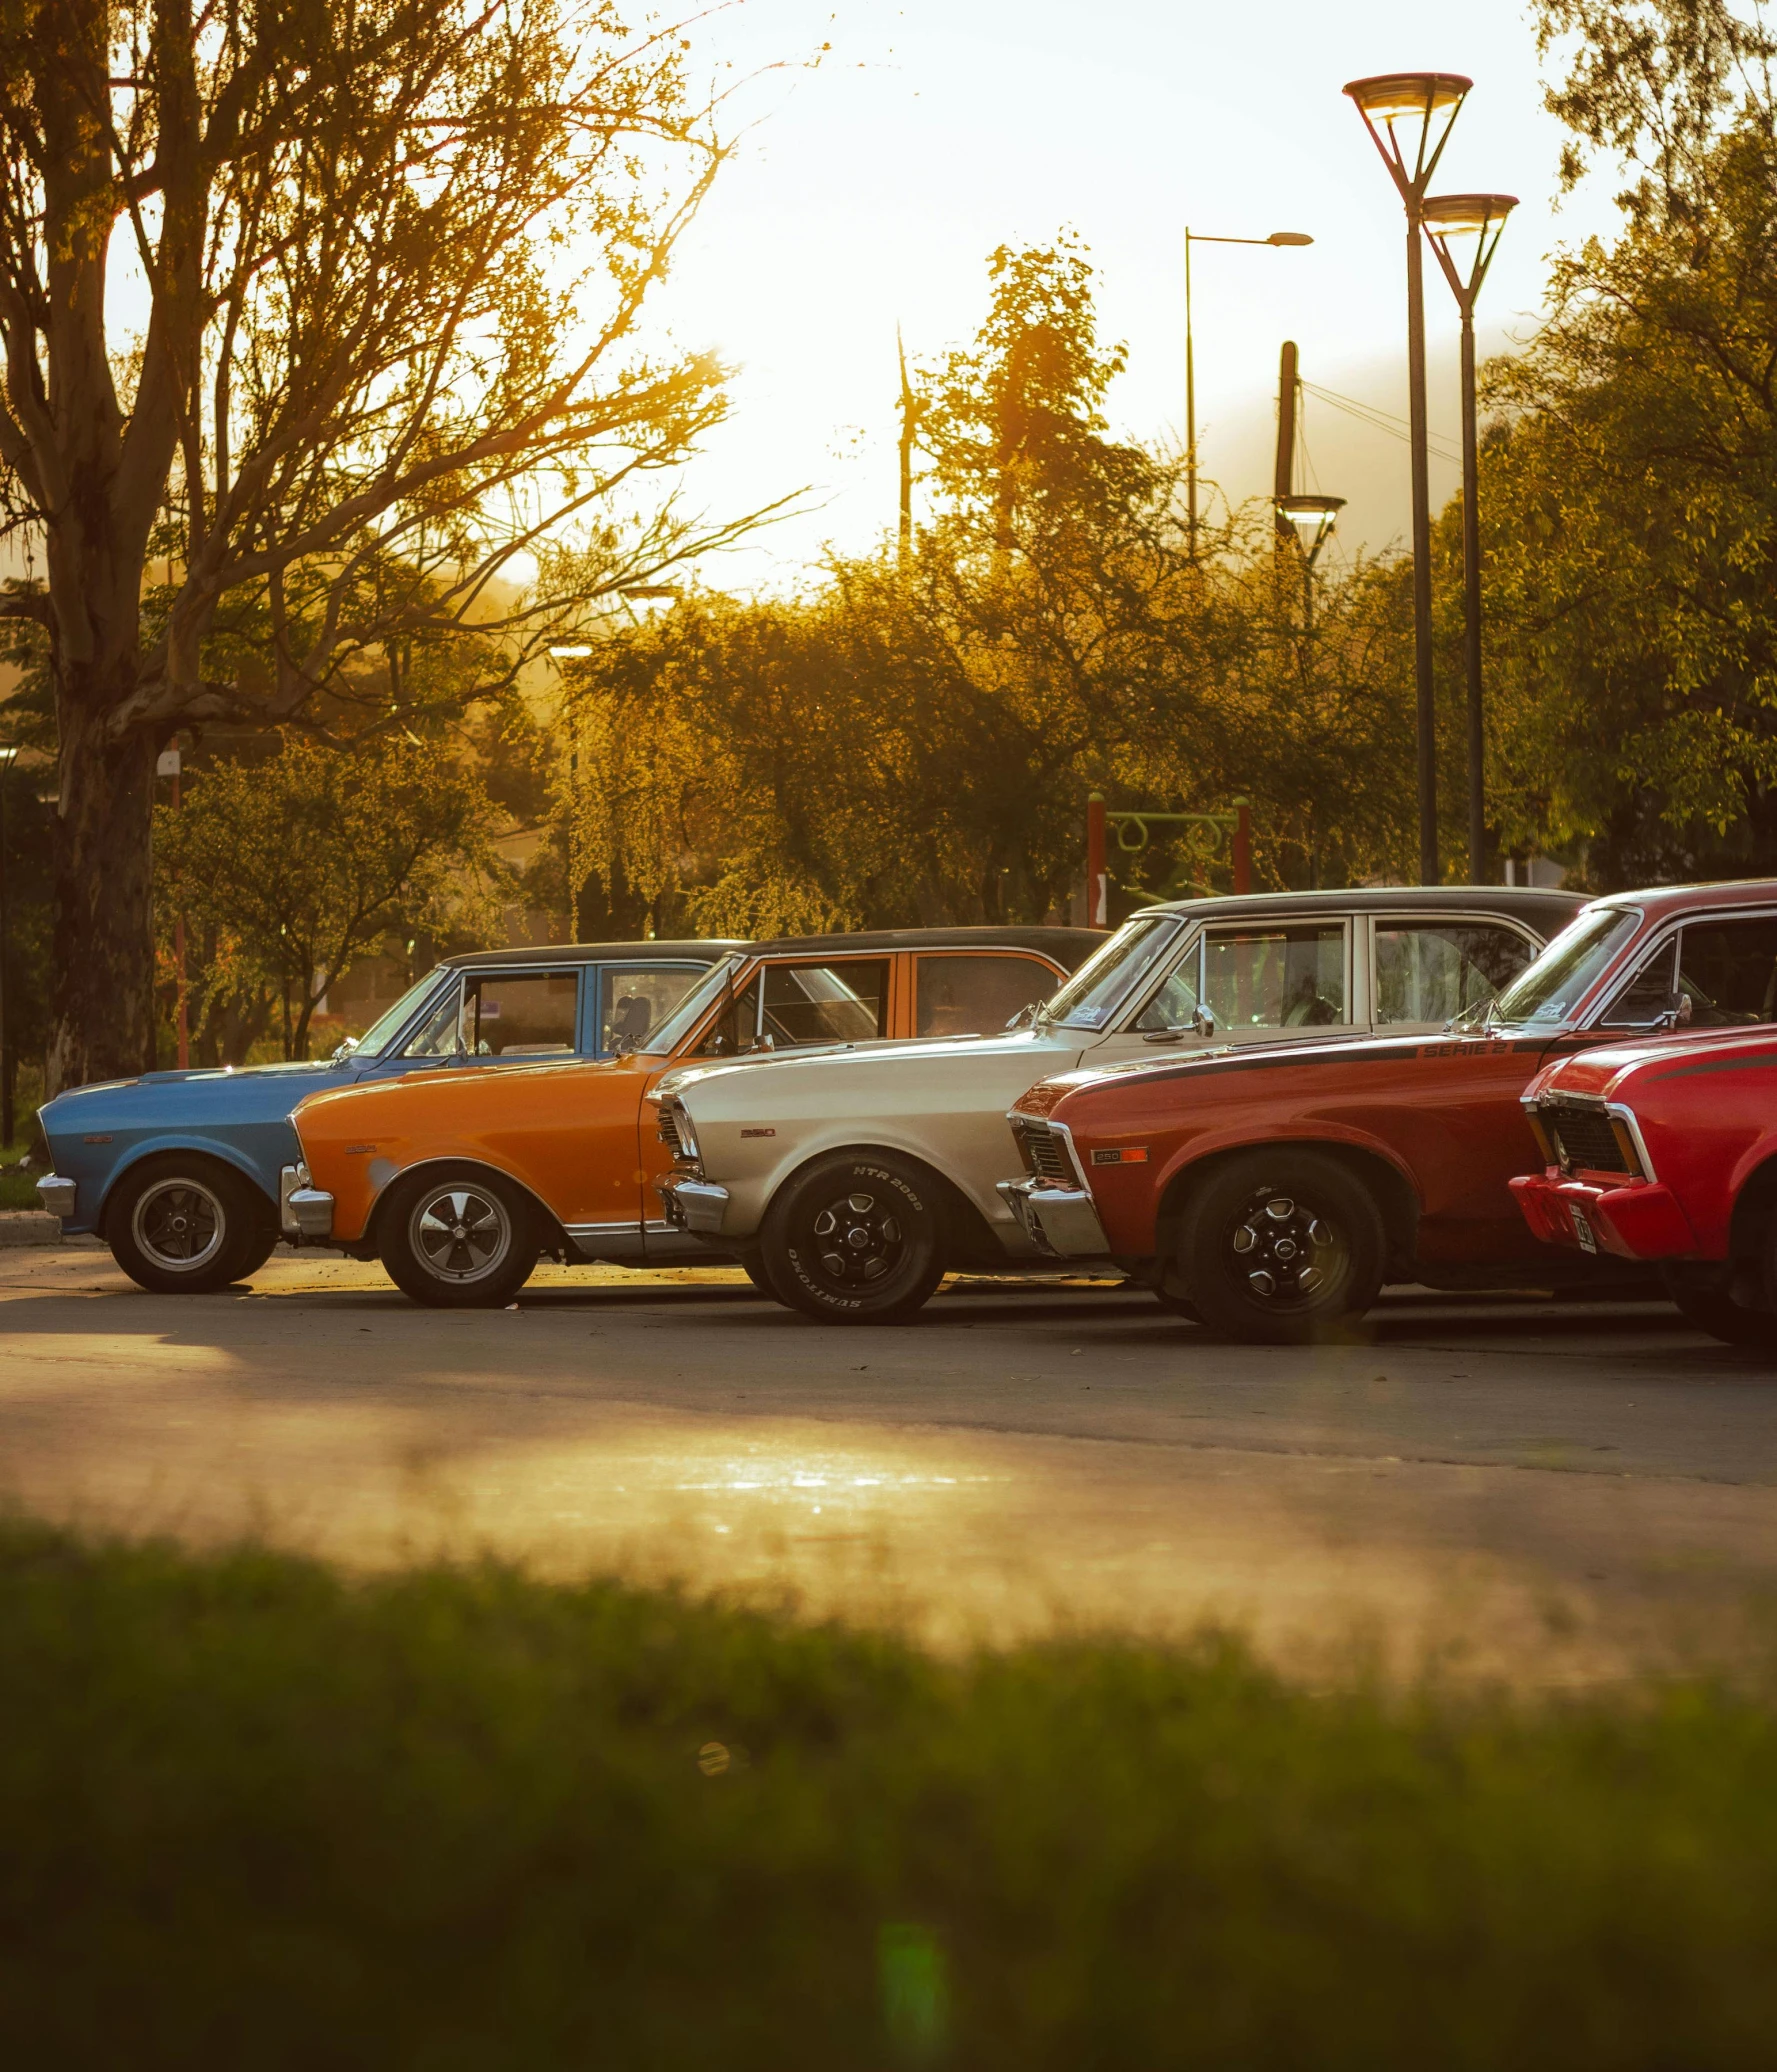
[1177,1150,1385,1345]
[106,1156,274,1294]
[761,1152,948,1324]
[1664,1271,1777,1351]
[377,1166,539,1309]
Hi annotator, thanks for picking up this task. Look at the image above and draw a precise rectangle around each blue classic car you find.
[34,940,739,1293]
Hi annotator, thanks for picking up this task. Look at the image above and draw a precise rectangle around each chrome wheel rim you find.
[804,1189,904,1291]
[132,1177,227,1274]
[411,1186,512,1284]
[1225,1188,1347,1311]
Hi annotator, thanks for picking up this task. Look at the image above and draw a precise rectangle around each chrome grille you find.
[1014,1118,1072,1183]
[656,1102,685,1159]
[1541,1100,1633,1177]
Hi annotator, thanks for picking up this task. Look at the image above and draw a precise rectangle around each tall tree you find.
[0,0,738,1088]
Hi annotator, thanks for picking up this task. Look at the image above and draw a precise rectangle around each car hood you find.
[1534,1025,1777,1103]
[656,1025,1067,1100]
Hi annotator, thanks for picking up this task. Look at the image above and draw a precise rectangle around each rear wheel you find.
[377,1166,539,1309]
[762,1152,948,1324]
[106,1156,274,1295]
[1178,1150,1385,1345]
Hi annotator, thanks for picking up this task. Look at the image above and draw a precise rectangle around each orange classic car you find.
[285,927,1099,1305]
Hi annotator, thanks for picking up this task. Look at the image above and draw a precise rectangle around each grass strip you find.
[2,1518,1776,2068]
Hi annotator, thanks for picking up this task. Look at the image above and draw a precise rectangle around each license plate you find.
[1569,1204,1597,1254]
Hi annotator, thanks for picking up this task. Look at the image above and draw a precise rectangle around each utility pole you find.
[1272,341,1299,544]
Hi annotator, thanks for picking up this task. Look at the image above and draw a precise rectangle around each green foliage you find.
[7,1519,1777,2066]
[157,734,503,1059]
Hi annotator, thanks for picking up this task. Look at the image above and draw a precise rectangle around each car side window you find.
[598,964,703,1053]
[1373,922,1535,1026]
[400,971,580,1059]
[690,960,890,1056]
[1677,917,1777,1025]
[1599,941,1677,1028]
[1133,945,1203,1032]
[915,953,1057,1037]
[1201,926,1348,1030]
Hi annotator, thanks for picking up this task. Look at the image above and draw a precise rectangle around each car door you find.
[1081,916,1359,1068]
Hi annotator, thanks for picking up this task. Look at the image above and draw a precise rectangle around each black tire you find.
[1177,1150,1385,1345]
[761,1152,949,1324]
[737,1248,781,1299]
[1664,1272,1777,1350]
[376,1165,539,1309]
[105,1155,273,1295]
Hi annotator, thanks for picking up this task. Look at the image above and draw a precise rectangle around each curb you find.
[0,1212,86,1248]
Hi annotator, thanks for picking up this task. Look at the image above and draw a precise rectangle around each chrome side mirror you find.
[1654,991,1693,1032]
[1193,1004,1218,1039]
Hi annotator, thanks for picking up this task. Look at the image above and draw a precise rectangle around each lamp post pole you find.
[1424,193,1517,883]
[549,645,594,942]
[0,747,13,1149]
[1344,72,1472,884]
[1185,228,1314,558]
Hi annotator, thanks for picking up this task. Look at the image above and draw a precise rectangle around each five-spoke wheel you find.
[1178,1150,1384,1343]
[378,1166,539,1308]
[105,1155,277,1294]
[762,1152,948,1323]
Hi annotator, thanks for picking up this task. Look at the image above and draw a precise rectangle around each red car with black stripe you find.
[999,882,1777,1342]
[1513,1024,1777,1348]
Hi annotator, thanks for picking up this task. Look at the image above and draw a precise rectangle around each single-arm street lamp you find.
[1185,228,1313,556]
[1276,494,1346,630]
[1344,71,1471,884]
[1423,191,1517,883]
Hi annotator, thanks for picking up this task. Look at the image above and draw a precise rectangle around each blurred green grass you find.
[4,1517,1777,2069]
[0,1150,39,1209]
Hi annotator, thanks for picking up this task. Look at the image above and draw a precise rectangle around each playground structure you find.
[1085,792,1252,927]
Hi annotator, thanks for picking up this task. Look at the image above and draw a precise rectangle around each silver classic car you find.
[654,886,1583,1322]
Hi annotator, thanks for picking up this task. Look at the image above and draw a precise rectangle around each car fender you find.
[1153,1119,1425,1229]
[735,1120,1011,1244]
[97,1131,285,1224]
[358,1151,569,1252]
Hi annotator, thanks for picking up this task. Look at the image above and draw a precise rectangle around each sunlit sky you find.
[647,0,1623,590]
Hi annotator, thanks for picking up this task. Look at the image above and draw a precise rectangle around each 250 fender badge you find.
[1091,1146,1148,1165]
[344,1144,378,1155]
[741,1127,776,1139]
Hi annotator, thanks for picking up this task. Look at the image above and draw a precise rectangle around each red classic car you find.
[1512,1025,1777,1347]
[1000,881,1777,1342]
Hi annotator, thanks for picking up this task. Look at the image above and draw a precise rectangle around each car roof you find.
[1588,879,1777,921]
[1131,885,1587,929]
[444,938,747,972]
[741,925,1107,968]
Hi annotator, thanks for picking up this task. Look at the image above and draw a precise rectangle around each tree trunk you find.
[48,702,158,1091]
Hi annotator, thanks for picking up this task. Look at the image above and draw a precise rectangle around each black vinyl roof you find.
[1136,885,1585,931]
[742,925,1104,967]
[445,938,746,972]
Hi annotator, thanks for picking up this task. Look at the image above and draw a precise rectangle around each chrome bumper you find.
[286,1187,336,1240]
[36,1174,76,1220]
[656,1175,731,1235]
[997,1177,1111,1260]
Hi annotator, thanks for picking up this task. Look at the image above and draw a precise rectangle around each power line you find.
[1301,380,1462,468]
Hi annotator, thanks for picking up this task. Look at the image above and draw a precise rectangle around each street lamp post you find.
[1344,71,1472,884]
[1423,192,1517,883]
[0,746,14,1149]
[1185,228,1314,557]
[548,644,595,942]
[1275,495,1346,629]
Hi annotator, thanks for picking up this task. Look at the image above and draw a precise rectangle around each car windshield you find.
[352,971,447,1057]
[634,954,747,1055]
[1482,906,1641,1027]
[1041,914,1183,1030]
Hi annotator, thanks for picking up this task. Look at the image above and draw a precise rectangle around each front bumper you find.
[286,1187,336,1240]
[656,1174,731,1236]
[1510,1171,1699,1262]
[36,1175,76,1220]
[997,1177,1111,1260]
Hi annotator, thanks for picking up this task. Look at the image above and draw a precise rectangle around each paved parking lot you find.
[6,1242,1777,1683]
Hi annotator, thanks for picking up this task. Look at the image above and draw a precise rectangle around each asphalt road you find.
[7,1241,1777,1684]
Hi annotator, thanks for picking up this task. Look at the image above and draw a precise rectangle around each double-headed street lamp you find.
[1344,71,1471,884]
[1276,494,1346,629]
[1185,227,1313,556]
[1424,192,1517,883]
